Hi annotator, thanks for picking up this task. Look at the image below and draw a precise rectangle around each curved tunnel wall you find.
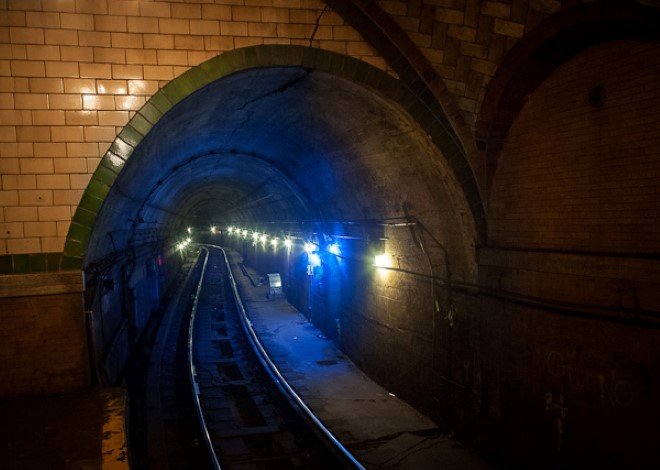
[75,47,480,435]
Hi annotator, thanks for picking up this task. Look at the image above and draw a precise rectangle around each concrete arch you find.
[63,45,484,269]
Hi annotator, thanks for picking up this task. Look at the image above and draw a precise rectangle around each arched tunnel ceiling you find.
[144,153,310,224]
[87,67,477,275]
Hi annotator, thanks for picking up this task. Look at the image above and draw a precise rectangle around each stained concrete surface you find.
[0,389,127,470]
[228,249,492,469]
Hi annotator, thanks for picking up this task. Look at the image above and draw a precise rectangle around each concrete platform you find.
[227,249,492,469]
[0,388,128,470]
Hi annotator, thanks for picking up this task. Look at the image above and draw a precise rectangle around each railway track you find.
[185,245,363,469]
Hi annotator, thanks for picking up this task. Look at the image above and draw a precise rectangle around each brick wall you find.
[476,37,660,465]
[377,0,563,128]
[488,39,660,254]
[0,271,88,396]
[0,0,385,256]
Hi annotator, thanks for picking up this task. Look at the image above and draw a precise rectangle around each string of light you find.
[176,225,392,274]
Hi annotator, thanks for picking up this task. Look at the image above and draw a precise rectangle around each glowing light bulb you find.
[374,253,392,269]
[252,232,259,240]
[308,253,321,267]
[242,229,248,237]
[187,227,192,234]
[260,234,267,244]
[284,238,292,249]
[228,226,234,234]
[210,226,216,234]
[271,237,278,248]
[304,242,316,254]
[328,243,340,255]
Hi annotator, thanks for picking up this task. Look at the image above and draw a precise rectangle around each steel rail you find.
[207,243,364,470]
[186,246,222,470]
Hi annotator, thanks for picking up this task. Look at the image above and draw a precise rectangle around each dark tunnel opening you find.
[83,66,479,435]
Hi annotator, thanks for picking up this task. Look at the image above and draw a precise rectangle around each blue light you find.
[327,243,340,255]
[304,242,316,254]
[308,253,321,267]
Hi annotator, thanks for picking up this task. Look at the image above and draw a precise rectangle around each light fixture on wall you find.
[374,252,392,278]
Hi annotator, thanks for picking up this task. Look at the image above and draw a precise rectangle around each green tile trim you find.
[77,192,104,214]
[72,207,97,228]
[63,237,86,260]
[137,101,163,125]
[84,178,111,201]
[67,222,92,245]
[243,46,260,68]
[199,54,233,81]
[60,255,83,270]
[253,46,276,67]
[0,255,12,274]
[28,253,47,272]
[287,46,307,66]
[46,253,62,271]
[149,91,173,115]
[109,138,134,160]
[117,124,143,148]
[180,66,212,92]
[100,151,126,175]
[223,48,248,72]
[129,112,153,137]
[12,254,29,274]
[161,80,190,106]
[93,164,117,188]
[0,252,64,274]
[301,47,322,70]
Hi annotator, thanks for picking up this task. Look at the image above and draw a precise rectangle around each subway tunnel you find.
[87,65,476,272]
[0,1,659,469]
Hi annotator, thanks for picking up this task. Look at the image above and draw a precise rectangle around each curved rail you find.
[186,246,222,470]
[208,244,364,470]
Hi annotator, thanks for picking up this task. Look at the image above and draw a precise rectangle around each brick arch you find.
[62,45,483,269]
[476,0,660,192]
[325,0,475,144]
[325,0,483,199]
